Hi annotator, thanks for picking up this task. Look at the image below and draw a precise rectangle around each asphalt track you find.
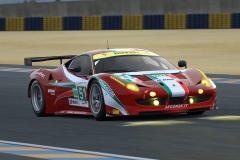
[0,65,240,160]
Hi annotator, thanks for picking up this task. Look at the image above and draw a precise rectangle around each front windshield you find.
[94,55,178,73]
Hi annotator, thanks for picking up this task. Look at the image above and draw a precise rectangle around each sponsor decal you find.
[48,89,55,95]
[98,79,115,97]
[60,110,88,115]
[93,76,128,115]
[112,109,120,115]
[162,78,174,81]
[102,53,107,56]
[113,51,140,55]
[76,86,86,100]
[32,71,45,78]
[165,104,188,109]
[93,51,158,60]
[66,111,87,114]
[68,98,88,107]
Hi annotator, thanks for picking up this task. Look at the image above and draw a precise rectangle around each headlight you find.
[150,92,156,97]
[111,76,139,92]
[126,83,139,91]
[189,97,194,104]
[198,89,203,94]
[197,70,211,87]
[153,100,159,106]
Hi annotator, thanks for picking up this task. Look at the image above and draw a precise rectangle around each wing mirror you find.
[178,60,187,69]
[69,66,81,73]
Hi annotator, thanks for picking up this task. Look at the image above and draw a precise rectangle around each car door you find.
[56,55,93,112]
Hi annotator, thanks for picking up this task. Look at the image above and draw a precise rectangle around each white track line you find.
[0,140,158,160]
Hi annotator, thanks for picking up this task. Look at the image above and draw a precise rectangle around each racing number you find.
[78,86,86,100]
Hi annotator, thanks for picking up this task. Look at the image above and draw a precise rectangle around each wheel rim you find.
[32,84,43,112]
[90,84,102,114]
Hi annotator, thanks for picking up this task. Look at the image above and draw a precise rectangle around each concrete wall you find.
[1,0,240,17]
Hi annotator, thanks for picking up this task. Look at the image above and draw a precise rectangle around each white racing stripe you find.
[147,74,186,97]
[0,140,157,160]
[102,89,128,115]
[156,74,185,97]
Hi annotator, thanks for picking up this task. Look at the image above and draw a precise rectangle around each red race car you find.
[27,48,217,120]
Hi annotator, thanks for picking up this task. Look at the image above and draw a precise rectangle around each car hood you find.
[112,69,202,87]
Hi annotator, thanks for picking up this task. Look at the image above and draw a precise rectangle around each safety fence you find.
[0,13,240,31]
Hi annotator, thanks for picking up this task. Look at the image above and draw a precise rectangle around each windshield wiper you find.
[103,69,135,73]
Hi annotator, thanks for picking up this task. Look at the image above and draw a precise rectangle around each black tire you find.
[30,80,46,117]
[89,80,106,121]
[187,111,205,115]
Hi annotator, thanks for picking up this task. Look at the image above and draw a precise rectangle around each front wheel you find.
[31,80,46,117]
[89,80,106,121]
[187,111,205,115]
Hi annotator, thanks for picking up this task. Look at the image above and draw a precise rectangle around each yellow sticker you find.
[112,109,120,115]
[93,51,158,60]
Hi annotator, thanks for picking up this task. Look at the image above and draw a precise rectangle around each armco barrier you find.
[0,13,240,31]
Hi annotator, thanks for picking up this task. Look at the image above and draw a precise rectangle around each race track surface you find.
[0,69,240,160]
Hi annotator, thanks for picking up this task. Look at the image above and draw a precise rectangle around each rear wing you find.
[24,55,76,66]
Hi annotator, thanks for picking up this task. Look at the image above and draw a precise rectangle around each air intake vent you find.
[169,97,185,104]
[187,95,212,104]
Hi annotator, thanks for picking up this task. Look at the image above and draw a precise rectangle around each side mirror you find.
[69,66,81,73]
[178,60,187,69]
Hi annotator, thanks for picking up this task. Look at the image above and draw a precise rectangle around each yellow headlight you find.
[197,70,211,87]
[153,100,159,106]
[198,89,203,94]
[111,76,139,91]
[126,83,139,91]
[150,92,156,97]
[189,98,194,104]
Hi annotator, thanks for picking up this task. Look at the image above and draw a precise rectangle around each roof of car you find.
[82,48,147,56]
[79,48,159,60]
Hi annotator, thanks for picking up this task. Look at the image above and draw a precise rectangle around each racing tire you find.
[89,80,106,121]
[187,111,205,115]
[31,80,47,117]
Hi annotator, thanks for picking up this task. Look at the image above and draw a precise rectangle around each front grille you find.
[187,95,212,104]
[134,75,151,81]
[169,97,185,104]
[135,98,167,106]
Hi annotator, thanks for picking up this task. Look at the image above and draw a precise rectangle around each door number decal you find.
[77,86,86,100]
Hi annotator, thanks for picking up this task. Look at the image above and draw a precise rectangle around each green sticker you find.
[77,86,86,100]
